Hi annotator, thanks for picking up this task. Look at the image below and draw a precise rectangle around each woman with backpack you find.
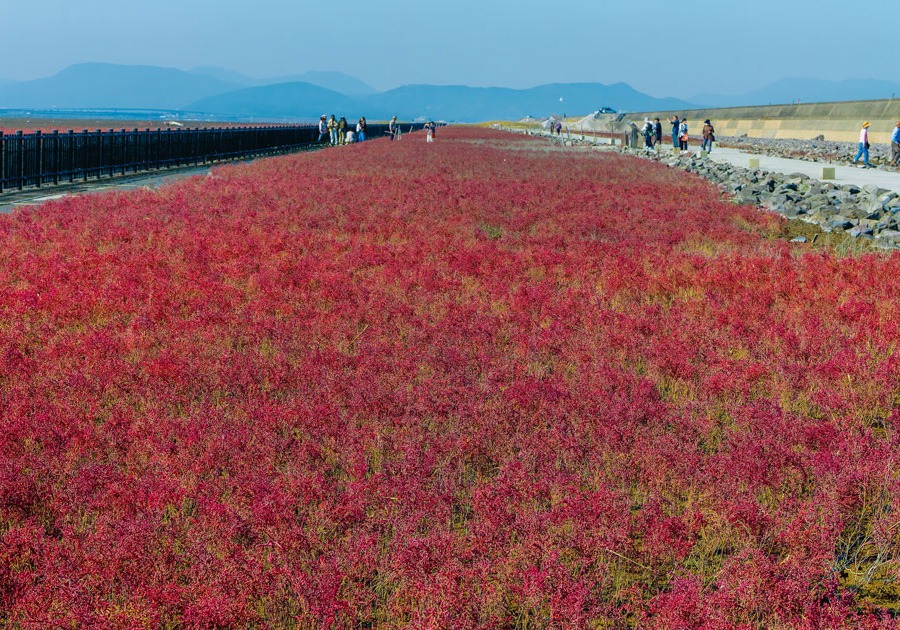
[679,118,689,152]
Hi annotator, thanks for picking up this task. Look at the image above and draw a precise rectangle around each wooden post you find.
[0,132,4,193]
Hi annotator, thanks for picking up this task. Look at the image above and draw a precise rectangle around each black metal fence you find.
[0,122,417,193]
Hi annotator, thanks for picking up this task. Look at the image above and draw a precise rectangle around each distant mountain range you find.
[0,63,693,122]
[188,67,377,97]
[0,63,237,110]
[1,64,899,122]
[190,80,694,122]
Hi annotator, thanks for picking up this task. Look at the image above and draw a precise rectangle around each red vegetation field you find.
[3,128,900,627]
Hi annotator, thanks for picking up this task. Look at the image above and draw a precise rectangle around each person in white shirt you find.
[852,121,871,168]
[389,116,399,141]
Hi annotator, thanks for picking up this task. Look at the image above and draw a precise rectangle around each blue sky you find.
[2,0,896,98]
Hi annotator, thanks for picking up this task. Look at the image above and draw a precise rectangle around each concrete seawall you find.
[611,99,900,144]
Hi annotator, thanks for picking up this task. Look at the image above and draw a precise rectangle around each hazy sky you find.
[2,0,897,98]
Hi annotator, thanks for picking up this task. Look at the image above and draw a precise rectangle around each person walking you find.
[701,119,715,153]
[679,118,689,151]
[891,121,900,166]
[328,114,338,146]
[425,121,434,143]
[389,116,399,141]
[338,116,347,144]
[642,117,654,149]
[654,118,663,147]
[317,115,328,143]
[852,121,871,168]
[670,115,680,148]
[356,117,367,142]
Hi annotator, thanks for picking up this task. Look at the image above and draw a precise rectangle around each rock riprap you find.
[650,151,900,248]
[531,129,900,249]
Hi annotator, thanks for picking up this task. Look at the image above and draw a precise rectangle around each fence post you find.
[35,131,43,188]
[133,128,139,172]
[52,130,59,185]
[68,131,75,182]
[0,132,4,193]
[118,128,124,174]
[108,129,115,177]
[95,130,102,180]
[16,131,24,190]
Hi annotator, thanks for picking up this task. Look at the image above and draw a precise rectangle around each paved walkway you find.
[0,164,215,214]
[703,147,900,194]
[536,129,900,195]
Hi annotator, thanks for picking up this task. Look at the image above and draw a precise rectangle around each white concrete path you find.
[535,129,900,194]
[702,147,900,194]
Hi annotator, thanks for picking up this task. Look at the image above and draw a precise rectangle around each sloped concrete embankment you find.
[623,99,900,144]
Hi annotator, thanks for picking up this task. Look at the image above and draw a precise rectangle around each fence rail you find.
[0,122,415,193]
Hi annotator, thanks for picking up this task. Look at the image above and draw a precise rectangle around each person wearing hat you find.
[852,121,871,168]
[317,115,328,144]
[891,121,900,166]
[642,117,654,149]
[701,119,715,153]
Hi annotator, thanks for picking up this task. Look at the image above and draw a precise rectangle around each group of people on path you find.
[316,115,437,145]
[318,115,368,145]
[852,121,900,169]
[645,117,899,169]
[641,116,716,153]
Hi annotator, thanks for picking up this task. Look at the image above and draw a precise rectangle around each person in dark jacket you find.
[670,116,680,148]
[654,118,663,146]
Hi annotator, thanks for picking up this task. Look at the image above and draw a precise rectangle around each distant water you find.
[0,108,307,124]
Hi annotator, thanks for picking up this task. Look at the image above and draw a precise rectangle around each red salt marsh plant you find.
[2,127,900,627]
